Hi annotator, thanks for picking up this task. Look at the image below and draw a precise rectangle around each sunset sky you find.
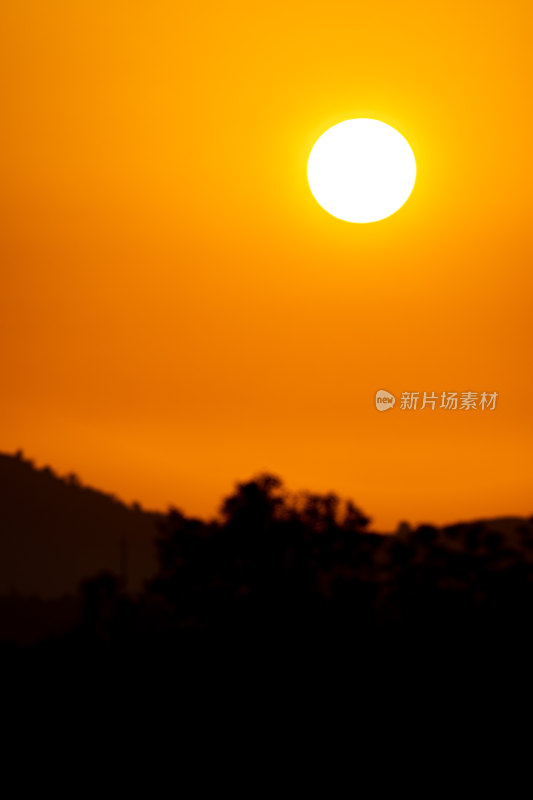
[1,1,532,530]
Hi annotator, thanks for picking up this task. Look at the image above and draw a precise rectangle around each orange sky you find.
[1,1,532,530]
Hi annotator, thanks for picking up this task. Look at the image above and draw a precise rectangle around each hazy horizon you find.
[4,447,532,534]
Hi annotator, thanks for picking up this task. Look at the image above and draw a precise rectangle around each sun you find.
[307,118,416,223]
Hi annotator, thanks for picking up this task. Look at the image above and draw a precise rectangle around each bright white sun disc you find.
[307,118,416,223]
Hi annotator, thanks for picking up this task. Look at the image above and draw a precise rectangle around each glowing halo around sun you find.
[307,118,416,223]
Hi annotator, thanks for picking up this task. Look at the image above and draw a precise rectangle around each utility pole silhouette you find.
[120,536,128,592]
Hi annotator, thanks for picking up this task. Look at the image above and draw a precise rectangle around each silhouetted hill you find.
[3,457,533,660]
[0,450,160,597]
